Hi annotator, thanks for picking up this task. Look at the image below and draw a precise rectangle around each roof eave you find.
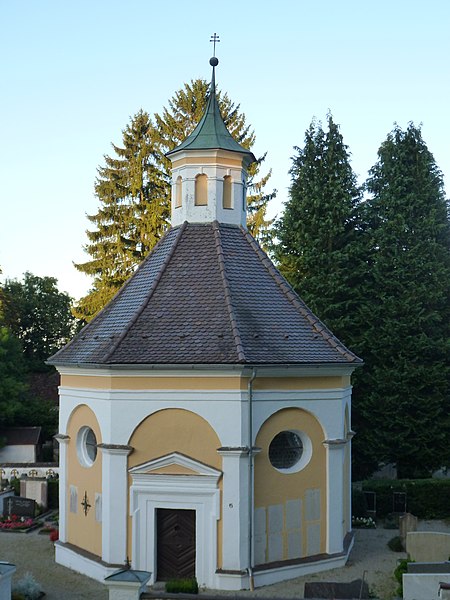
[52,361,362,375]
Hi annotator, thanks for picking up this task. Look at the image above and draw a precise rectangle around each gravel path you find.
[0,531,107,600]
[0,520,448,599]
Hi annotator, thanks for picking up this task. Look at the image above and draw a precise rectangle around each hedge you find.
[356,479,450,519]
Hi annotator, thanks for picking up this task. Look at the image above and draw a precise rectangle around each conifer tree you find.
[274,114,364,347]
[75,81,275,321]
[352,123,450,478]
[73,110,167,320]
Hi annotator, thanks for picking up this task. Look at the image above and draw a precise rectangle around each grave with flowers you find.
[0,496,39,533]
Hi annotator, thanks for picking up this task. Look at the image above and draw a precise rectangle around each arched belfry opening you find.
[195,174,208,206]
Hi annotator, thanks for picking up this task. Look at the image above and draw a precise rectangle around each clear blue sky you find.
[1,0,449,300]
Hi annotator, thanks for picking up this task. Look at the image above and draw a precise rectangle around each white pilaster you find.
[99,445,133,564]
[345,430,355,535]
[217,448,250,571]
[54,434,70,543]
[323,439,347,554]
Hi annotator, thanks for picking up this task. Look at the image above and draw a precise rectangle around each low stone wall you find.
[407,531,450,562]
[0,463,59,481]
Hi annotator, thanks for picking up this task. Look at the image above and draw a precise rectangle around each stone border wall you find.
[0,463,59,480]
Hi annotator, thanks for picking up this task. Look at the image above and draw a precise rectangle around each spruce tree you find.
[73,110,167,320]
[75,81,275,321]
[274,114,364,347]
[353,123,450,478]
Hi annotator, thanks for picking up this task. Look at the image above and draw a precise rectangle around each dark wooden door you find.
[156,508,196,580]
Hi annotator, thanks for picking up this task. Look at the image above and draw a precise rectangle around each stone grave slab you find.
[3,496,36,518]
[399,512,418,545]
[304,579,370,599]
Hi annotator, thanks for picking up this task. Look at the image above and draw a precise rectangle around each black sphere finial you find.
[210,56,219,67]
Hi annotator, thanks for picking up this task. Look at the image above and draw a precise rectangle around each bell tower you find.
[166,55,255,228]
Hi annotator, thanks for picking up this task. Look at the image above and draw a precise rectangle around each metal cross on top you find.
[81,491,91,516]
[210,33,220,57]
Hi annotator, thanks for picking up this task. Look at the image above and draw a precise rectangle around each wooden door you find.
[156,508,196,580]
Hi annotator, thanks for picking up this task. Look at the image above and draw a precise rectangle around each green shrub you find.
[10,478,20,496]
[361,479,450,519]
[387,535,404,552]
[393,558,412,596]
[165,578,199,594]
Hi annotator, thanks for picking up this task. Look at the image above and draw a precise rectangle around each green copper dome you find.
[167,61,256,165]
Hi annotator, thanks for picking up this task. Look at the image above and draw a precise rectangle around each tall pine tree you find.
[74,81,275,321]
[274,114,365,348]
[353,123,450,478]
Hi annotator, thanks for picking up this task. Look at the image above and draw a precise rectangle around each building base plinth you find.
[55,541,122,583]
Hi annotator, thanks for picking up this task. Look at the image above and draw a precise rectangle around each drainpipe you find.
[247,368,257,591]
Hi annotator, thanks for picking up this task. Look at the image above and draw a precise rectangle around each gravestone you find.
[20,477,48,510]
[304,579,370,599]
[0,490,14,516]
[399,512,418,546]
[3,496,36,518]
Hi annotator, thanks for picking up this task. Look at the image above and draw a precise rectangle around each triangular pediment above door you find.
[129,452,222,479]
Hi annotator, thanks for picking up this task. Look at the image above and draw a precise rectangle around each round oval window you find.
[77,426,98,467]
[269,430,303,470]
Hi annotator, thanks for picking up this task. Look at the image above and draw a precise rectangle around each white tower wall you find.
[170,150,248,228]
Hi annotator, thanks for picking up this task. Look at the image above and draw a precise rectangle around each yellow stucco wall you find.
[61,374,243,390]
[254,407,327,562]
[127,408,223,566]
[66,405,102,557]
[61,373,349,392]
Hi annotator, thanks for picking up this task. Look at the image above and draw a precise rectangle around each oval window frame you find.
[268,429,312,474]
[76,426,98,467]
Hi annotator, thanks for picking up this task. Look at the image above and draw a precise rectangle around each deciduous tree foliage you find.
[353,123,450,479]
[74,80,275,321]
[2,272,79,371]
[0,265,27,428]
[274,114,365,348]
[0,326,28,428]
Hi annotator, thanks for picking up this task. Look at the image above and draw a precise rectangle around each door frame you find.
[129,453,221,587]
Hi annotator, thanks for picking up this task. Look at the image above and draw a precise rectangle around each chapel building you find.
[49,56,361,590]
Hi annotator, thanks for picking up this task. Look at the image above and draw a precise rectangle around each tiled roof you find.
[49,223,361,367]
[0,427,42,446]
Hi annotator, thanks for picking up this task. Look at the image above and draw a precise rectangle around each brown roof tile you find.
[49,223,361,367]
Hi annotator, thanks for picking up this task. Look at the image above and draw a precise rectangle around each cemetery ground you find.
[0,520,449,599]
